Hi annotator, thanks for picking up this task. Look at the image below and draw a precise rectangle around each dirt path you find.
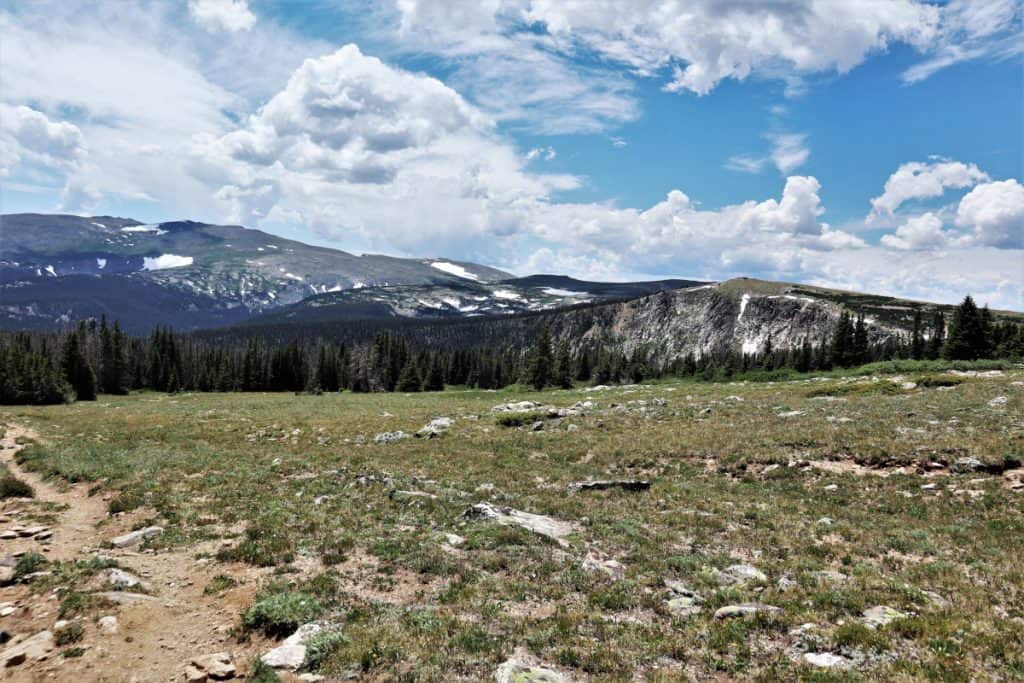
[0,424,275,682]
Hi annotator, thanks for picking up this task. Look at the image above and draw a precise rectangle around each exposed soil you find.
[0,425,272,682]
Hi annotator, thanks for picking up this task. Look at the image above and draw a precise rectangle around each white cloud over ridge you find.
[870,158,991,220]
[0,2,1019,311]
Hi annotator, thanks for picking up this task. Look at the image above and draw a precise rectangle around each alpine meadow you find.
[0,1,1022,682]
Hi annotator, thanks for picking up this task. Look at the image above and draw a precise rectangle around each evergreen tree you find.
[523,326,553,390]
[927,311,945,360]
[944,295,988,360]
[423,353,445,392]
[62,331,97,401]
[552,341,573,389]
[910,309,924,360]
[395,359,423,392]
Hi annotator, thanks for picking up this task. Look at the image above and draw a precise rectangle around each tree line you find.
[0,296,1021,405]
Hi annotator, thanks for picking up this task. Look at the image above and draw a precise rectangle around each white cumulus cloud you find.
[869,158,990,220]
[955,179,1024,248]
[188,0,256,33]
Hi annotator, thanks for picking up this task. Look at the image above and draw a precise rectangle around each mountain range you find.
[2,214,1020,360]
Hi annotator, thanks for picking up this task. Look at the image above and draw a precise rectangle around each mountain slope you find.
[202,277,1023,363]
[0,213,510,332]
[241,275,703,325]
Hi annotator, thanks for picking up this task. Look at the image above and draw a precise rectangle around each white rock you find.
[98,615,118,635]
[717,564,768,586]
[0,630,55,666]
[989,396,1008,406]
[463,503,579,547]
[110,526,163,548]
[803,652,854,669]
[261,623,322,670]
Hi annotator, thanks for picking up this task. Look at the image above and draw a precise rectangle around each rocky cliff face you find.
[480,278,995,363]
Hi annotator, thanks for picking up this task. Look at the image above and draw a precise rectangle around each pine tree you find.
[395,359,423,392]
[62,331,97,401]
[944,295,987,360]
[423,354,445,392]
[910,309,924,360]
[927,311,945,360]
[552,341,573,389]
[523,326,553,390]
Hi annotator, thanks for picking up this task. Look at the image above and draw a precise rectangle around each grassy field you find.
[2,367,1023,681]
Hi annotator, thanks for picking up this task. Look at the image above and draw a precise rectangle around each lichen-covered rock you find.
[714,603,782,619]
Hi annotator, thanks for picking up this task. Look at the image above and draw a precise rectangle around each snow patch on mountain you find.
[542,288,588,297]
[493,289,522,300]
[737,293,751,321]
[122,224,168,235]
[143,254,194,270]
[430,261,479,281]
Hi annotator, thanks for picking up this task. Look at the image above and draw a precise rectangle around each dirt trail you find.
[0,423,274,683]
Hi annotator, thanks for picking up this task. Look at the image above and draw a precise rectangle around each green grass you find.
[2,367,1023,679]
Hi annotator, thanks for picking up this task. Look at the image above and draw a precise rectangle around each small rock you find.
[581,548,625,580]
[443,533,465,547]
[816,517,833,526]
[528,421,545,432]
[389,490,437,503]
[491,401,545,413]
[463,503,579,547]
[862,605,909,629]
[716,564,768,586]
[950,457,984,474]
[94,591,158,605]
[110,526,163,549]
[107,568,145,590]
[97,615,118,635]
[0,567,13,587]
[261,624,322,670]
[823,484,839,491]
[777,576,798,592]
[415,417,453,439]
[714,603,782,619]
[1,630,55,667]
[566,480,651,493]
[494,647,564,683]
[803,652,854,669]
[190,652,235,680]
[989,396,1008,406]
[373,431,408,444]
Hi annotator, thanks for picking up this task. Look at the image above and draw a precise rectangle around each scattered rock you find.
[566,480,651,493]
[491,401,545,413]
[803,652,854,669]
[823,483,839,491]
[528,421,545,432]
[777,576,798,592]
[261,623,322,670]
[950,457,984,474]
[373,431,408,444]
[1,630,55,667]
[714,603,782,619]
[494,647,564,683]
[110,526,164,548]
[389,490,438,503]
[188,652,236,680]
[989,396,1008,406]
[462,503,579,547]
[716,564,768,586]
[817,517,833,526]
[862,605,909,629]
[663,579,703,617]
[778,410,804,418]
[581,549,625,580]
[94,591,158,605]
[443,533,465,547]
[0,567,13,587]
[97,615,118,635]
[107,568,145,590]
[416,417,453,438]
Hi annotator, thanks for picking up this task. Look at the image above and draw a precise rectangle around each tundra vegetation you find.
[1,360,1021,680]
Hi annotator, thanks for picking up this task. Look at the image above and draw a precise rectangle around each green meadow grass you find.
[2,370,1022,679]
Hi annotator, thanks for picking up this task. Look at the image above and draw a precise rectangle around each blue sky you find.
[1,0,1022,308]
